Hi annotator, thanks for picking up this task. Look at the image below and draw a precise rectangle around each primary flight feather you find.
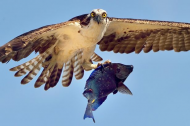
[1,9,190,90]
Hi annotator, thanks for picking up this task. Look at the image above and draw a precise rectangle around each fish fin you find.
[84,104,95,123]
[113,90,118,95]
[91,96,107,111]
[118,82,132,95]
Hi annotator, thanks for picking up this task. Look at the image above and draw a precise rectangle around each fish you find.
[83,63,133,123]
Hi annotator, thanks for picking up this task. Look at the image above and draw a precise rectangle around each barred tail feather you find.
[13,53,49,84]
[10,54,42,71]
[21,61,42,84]
[73,52,84,80]
[34,68,49,88]
[91,52,103,62]
[44,65,54,90]
[62,60,74,87]
[49,63,63,87]
[14,56,41,77]
[44,80,50,90]
[9,50,87,90]
[12,52,48,77]
[40,63,64,91]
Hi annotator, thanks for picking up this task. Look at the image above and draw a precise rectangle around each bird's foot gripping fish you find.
[83,63,133,123]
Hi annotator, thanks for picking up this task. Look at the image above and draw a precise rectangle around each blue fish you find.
[83,63,133,123]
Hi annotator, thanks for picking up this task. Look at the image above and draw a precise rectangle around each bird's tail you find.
[10,52,49,84]
[91,52,103,62]
[10,51,65,90]
[61,52,103,87]
[10,51,102,90]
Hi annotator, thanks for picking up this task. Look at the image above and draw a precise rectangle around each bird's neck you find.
[80,20,108,43]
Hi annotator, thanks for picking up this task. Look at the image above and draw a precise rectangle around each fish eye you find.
[117,68,120,73]
[102,12,107,18]
[84,88,93,93]
[89,89,93,92]
[91,12,95,17]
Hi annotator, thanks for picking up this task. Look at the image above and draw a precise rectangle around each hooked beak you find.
[94,15,101,24]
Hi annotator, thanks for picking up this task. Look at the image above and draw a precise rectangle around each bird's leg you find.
[97,60,111,67]
[82,60,98,71]
[97,60,111,73]
[97,63,104,73]
[82,46,97,71]
[81,46,111,71]
[82,60,111,71]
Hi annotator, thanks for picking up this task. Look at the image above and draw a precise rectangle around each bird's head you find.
[89,9,108,24]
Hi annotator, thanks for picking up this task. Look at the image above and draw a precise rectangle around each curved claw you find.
[82,60,112,71]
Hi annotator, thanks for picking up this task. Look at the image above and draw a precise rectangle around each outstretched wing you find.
[0,14,104,90]
[0,14,103,90]
[0,14,88,63]
[98,17,190,54]
[0,22,67,63]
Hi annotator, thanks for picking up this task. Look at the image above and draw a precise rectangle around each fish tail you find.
[84,104,95,123]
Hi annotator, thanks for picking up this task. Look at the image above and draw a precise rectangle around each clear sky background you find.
[1,0,190,126]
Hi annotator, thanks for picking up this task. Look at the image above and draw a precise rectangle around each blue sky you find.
[1,0,190,126]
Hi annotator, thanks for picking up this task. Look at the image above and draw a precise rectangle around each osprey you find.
[1,9,190,90]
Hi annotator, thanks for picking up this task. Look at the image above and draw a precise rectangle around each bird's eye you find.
[102,12,107,18]
[91,12,95,17]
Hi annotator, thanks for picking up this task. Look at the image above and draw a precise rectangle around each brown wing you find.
[0,23,65,63]
[98,17,190,54]
[0,14,96,90]
[0,14,88,63]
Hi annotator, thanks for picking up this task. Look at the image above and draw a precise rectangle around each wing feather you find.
[98,17,190,54]
[73,52,84,80]
[0,13,91,90]
[62,60,74,87]
[0,21,77,63]
[91,52,103,62]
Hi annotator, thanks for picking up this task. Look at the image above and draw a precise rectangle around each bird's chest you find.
[55,23,108,58]
[56,24,105,49]
[79,23,107,46]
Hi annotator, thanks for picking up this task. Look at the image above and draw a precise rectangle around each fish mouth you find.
[126,65,133,73]
[83,88,93,99]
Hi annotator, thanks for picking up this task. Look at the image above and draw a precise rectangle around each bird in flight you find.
[0,9,190,90]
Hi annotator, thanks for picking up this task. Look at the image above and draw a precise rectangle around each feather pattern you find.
[3,9,190,91]
[0,13,91,90]
[91,52,103,62]
[34,67,50,88]
[20,61,42,84]
[98,17,190,54]
[73,51,84,80]
[49,63,64,88]
[13,52,48,77]
[35,59,64,90]
[10,55,42,72]
[0,14,89,63]
[62,60,74,87]
[44,66,54,90]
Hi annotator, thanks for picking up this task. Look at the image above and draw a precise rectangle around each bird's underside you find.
[1,9,190,90]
